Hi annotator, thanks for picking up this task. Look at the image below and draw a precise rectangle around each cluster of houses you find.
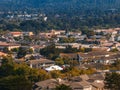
[38,28,120,66]
[0,28,120,89]
[0,28,120,68]
[0,11,47,21]
[34,69,120,90]
[33,73,105,90]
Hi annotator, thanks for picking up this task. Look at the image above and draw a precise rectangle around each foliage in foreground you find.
[104,73,120,90]
[0,55,96,90]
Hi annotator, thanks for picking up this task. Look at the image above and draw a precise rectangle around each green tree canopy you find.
[0,76,32,90]
[55,84,72,90]
[104,73,120,90]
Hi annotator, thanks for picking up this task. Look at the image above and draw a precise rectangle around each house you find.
[39,30,65,38]
[9,32,23,37]
[90,35,104,40]
[0,42,20,51]
[66,31,82,36]
[55,43,81,49]
[70,74,89,82]
[91,82,104,90]
[88,73,105,83]
[93,53,120,65]
[60,50,117,65]
[88,73,105,90]
[39,32,53,38]
[34,79,57,90]
[22,32,34,36]
[31,45,46,53]
[45,65,63,71]
[9,31,34,37]
[27,58,55,68]
[76,35,87,41]
[94,29,117,35]
[34,78,92,90]
[68,31,82,39]
[70,81,92,90]
[82,39,101,45]
[33,78,69,90]
[33,74,105,90]
[51,30,65,35]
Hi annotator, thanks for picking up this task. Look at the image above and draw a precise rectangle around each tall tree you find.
[17,47,27,58]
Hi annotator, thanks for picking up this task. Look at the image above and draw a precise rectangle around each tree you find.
[37,69,51,81]
[104,73,120,90]
[0,55,46,83]
[0,64,14,77]
[0,76,32,90]
[11,48,19,53]
[59,37,75,43]
[55,84,72,90]
[110,48,118,52]
[55,58,64,65]
[28,48,33,54]
[1,55,14,65]
[64,45,78,53]
[17,47,27,58]
[40,44,63,60]
[0,55,14,77]
[50,70,61,78]
[3,47,10,53]
[67,67,80,77]
[112,60,120,70]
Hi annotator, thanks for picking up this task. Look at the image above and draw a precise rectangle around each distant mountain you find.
[0,0,120,12]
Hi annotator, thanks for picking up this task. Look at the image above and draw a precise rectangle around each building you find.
[9,32,23,37]
[27,58,55,68]
[45,65,63,72]
[0,42,20,51]
[23,32,34,36]
[33,74,105,90]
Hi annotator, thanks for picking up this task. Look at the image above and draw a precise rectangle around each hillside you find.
[0,0,120,32]
[0,0,120,12]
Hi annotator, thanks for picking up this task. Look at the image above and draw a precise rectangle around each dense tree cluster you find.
[0,0,120,11]
[40,44,63,60]
[0,55,96,90]
[0,56,50,90]
[17,47,33,58]
[105,73,120,90]
[40,44,92,60]
[0,0,120,33]
[1,11,120,33]
[59,37,76,43]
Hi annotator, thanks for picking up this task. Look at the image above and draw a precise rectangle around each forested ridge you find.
[0,0,120,11]
[0,0,120,32]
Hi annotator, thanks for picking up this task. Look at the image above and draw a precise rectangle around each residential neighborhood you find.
[0,1,120,89]
[0,28,120,89]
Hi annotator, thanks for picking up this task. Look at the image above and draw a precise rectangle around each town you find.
[0,28,120,90]
[1,0,120,90]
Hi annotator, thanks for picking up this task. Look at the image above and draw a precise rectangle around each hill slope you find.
[0,0,120,12]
